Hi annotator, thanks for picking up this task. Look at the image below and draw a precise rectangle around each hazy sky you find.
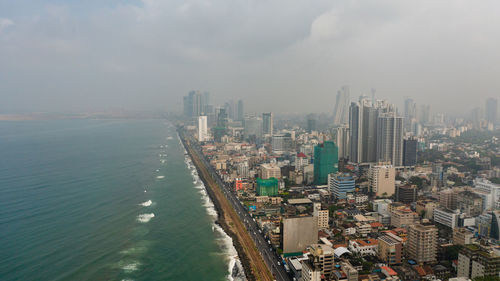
[1,0,499,114]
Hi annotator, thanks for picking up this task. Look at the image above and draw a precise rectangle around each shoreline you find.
[178,129,274,281]
[178,132,254,281]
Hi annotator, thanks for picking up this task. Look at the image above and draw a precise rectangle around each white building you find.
[434,207,460,229]
[369,164,396,197]
[260,163,281,179]
[473,178,500,211]
[348,239,378,256]
[313,203,329,229]
[197,115,208,141]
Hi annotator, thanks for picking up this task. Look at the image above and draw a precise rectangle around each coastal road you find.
[185,135,291,281]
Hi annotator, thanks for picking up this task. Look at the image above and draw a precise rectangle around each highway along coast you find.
[178,129,275,281]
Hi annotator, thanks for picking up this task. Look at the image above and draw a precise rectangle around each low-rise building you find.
[348,239,378,256]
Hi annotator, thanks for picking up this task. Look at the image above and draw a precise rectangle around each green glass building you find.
[313,141,338,185]
[256,177,279,196]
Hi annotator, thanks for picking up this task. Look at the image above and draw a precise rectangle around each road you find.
[186,135,291,281]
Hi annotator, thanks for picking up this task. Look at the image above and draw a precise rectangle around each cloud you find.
[0,18,14,33]
[0,1,499,114]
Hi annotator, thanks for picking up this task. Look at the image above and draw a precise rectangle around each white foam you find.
[122,262,140,272]
[137,213,155,223]
[179,140,246,281]
[140,200,152,207]
[156,175,165,179]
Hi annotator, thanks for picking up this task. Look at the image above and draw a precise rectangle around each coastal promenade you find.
[180,130,277,281]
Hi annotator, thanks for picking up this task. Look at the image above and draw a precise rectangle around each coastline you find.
[178,129,274,281]
[178,133,252,281]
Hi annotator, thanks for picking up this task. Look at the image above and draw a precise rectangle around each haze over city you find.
[1,0,499,114]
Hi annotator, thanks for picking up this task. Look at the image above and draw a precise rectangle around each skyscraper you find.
[237,99,244,121]
[183,90,209,117]
[313,141,338,185]
[403,138,417,166]
[349,102,361,163]
[376,112,404,166]
[307,114,317,133]
[486,97,498,124]
[243,116,262,141]
[404,98,417,132]
[197,116,208,142]
[333,125,349,159]
[262,112,273,136]
[333,86,350,126]
[419,104,431,125]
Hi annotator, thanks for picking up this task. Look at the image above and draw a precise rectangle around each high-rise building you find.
[333,125,349,160]
[256,178,279,196]
[307,114,317,133]
[369,163,396,197]
[282,216,318,254]
[183,90,207,117]
[243,116,262,140]
[305,244,335,278]
[333,86,350,125]
[349,96,398,164]
[313,203,329,229]
[403,138,418,166]
[419,104,431,125]
[260,163,281,179]
[328,173,355,200]
[271,134,292,154]
[404,98,417,132]
[313,141,338,185]
[473,178,500,211]
[213,107,228,142]
[485,97,498,124]
[349,102,361,163]
[376,112,404,166]
[237,99,244,121]
[407,224,438,264]
[262,112,273,136]
[197,116,208,142]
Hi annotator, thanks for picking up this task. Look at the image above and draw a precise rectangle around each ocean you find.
[0,119,244,281]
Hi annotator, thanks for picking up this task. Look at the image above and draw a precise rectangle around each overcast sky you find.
[1,0,499,115]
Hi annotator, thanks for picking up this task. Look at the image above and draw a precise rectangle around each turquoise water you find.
[0,119,233,281]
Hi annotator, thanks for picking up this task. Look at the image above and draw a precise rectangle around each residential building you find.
[272,134,293,154]
[260,163,281,179]
[369,163,396,197]
[416,200,438,220]
[440,188,460,210]
[262,112,273,136]
[313,203,329,229]
[301,259,321,281]
[295,152,309,172]
[407,224,438,264]
[391,208,419,228]
[457,191,483,217]
[313,141,338,185]
[453,228,474,246]
[378,233,403,265]
[197,115,208,141]
[348,239,378,256]
[333,86,350,126]
[457,244,500,279]
[377,112,404,166]
[306,244,335,278]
